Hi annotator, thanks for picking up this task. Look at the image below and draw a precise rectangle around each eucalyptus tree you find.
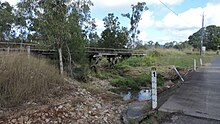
[0,1,15,40]
[154,42,160,48]
[17,0,94,75]
[122,2,148,48]
[99,13,128,48]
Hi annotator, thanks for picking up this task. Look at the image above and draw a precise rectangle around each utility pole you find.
[200,13,205,56]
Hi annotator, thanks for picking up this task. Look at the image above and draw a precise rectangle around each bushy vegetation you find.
[99,49,215,91]
[188,25,220,50]
[0,53,64,107]
[111,74,164,91]
[150,49,185,56]
[115,56,155,69]
[115,49,185,69]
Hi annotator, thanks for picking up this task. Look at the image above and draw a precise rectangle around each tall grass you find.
[0,53,64,107]
[115,56,155,69]
[154,49,216,68]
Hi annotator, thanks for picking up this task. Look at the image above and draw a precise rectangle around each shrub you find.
[142,56,156,66]
[148,50,161,57]
[122,57,143,67]
[110,73,165,90]
[0,53,64,107]
[115,56,155,69]
[74,65,89,82]
[95,71,118,80]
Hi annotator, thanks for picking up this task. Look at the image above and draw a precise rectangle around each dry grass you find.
[0,53,64,107]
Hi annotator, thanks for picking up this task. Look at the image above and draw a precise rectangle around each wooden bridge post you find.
[91,53,102,72]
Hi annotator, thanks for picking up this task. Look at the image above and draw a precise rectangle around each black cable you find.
[158,0,178,16]
[158,0,198,29]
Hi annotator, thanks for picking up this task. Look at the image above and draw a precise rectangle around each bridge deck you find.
[0,42,145,57]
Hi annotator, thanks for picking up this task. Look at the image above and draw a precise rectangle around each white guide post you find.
[200,58,203,66]
[173,65,184,82]
[194,59,196,71]
[151,67,157,109]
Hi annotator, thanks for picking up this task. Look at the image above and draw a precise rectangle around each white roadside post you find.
[194,59,196,71]
[151,67,157,109]
[173,65,184,82]
[200,58,203,66]
[27,46,30,58]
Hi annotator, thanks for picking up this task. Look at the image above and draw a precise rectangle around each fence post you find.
[27,46,30,58]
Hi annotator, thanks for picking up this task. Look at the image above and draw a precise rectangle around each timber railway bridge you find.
[0,42,145,68]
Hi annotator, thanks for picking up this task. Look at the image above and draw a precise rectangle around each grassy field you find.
[94,49,216,92]
[154,49,215,68]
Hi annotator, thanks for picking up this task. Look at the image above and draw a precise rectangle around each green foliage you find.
[73,65,90,82]
[122,2,148,48]
[0,1,15,40]
[164,41,175,48]
[115,56,155,69]
[157,74,165,86]
[188,25,220,50]
[155,42,160,48]
[150,49,185,57]
[154,49,200,68]
[120,57,144,67]
[99,13,129,48]
[111,75,140,90]
[87,32,99,47]
[174,41,192,50]
[148,50,161,57]
[111,74,164,90]
[95,72,113,80]
[17,0,93,75]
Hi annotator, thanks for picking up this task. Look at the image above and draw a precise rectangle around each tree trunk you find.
[58,47,64,75]
[66,43,74,78]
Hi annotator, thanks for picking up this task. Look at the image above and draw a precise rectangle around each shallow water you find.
[121,89,152,101]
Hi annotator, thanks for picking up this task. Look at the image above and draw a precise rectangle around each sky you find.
[2,0,220,44]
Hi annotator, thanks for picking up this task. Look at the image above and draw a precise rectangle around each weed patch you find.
[110,74,164,90]
[115,56,155,69]
[0,53,64,107]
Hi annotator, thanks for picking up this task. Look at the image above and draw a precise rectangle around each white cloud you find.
[139,11,155,29]
[152,2,220,42]
[139,31,148,41]
[155,7,202,30]
[146,0,183,6]
[0,0,19,5]
[95,18,104,31]
[204,3,220,26]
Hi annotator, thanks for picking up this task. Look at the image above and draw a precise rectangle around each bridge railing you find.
[0,42,37,48]
[86,47,132,53]
[85,47,145,57]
